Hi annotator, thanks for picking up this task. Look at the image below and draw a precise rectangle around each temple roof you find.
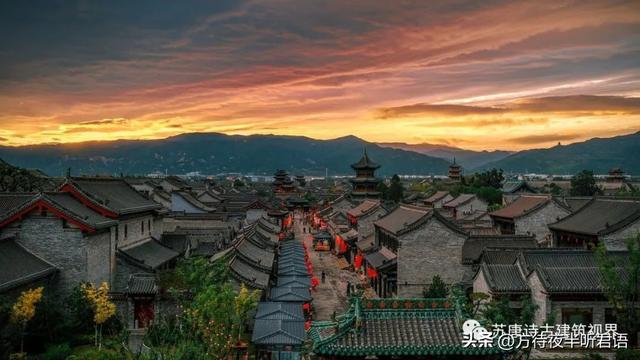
[0,237,58,292]
[424,191,451,204]
[548,198,640,236]
[350,148,380,170]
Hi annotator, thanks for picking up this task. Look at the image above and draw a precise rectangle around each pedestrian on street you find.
[321,271,326,283]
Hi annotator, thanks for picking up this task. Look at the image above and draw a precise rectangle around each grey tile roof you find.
[347,200,381,218]
[255,302,304,320]
[356,233,375,252]
[0,238,57,292]
[548,198,640,236]
[269,286,312,302]
[0,193,36,219]
[120,239,180,269]
[424,191,450,204]
[481,264,529,293]
[252,319,306,346]
[443,193,476,208]
[364,246,397,270]
[229,255,270,290]
[235,237,275,271]
[191,242,219,257]
[160,233,189,253]
[535,266,604,294]
[44,192,116,229]
[374,204,431,235]
[479,248,522,265]
[501,181,537,194]
[277,276,311,288]
[67,177,161,215]
[126,274,157,295]
[462,235,536,265]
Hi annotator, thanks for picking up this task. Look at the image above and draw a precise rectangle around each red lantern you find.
[367,267,378,279]
[311,277,320,288]
[354,254,363,269]
[305,320,311,331]
[303,303,311,312]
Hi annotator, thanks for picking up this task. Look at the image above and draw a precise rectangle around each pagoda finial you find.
[453,157,456,165]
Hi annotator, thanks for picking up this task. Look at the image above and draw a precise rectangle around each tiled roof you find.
[255,302,305,321]
[314,231,332,240]
[277,276,311,288]
[174,190,216,212]
[374,204,430,235]
[364,246,397,270]
[126,274,157,295]
[44,192,116,229]
[548,198,640,236]
[0,193,36,219]
[269,286,312,302]
[462,235,536,265]
[356,233,375,252]
[480,264,528,293]
[229,255,270,290]
[119,239,180,270]
[443,194,477,208]
[479,248,522,265]
[309,298,500,357]
[424,191,450,204]
[252,319,306,346]
[501,181,536,194]
[66,177,161,215]
[535,266,604,294]
[347,200,381,218]
[160,233,189,253]
[0,238,58,292]
[350,149,380,170]
[490,195,552,219]
[235,237,275,271]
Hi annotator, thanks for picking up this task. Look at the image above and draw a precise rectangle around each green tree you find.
[387,174,404,202]
[570,170,601,196]
[376,181,389,198]
[469,169,504,189]
[596,235,640,344]
[233,179,244,188]
[423,275,448,298]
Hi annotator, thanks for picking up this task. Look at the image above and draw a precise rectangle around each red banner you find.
[354,254,363,269]
[367,267,378,279]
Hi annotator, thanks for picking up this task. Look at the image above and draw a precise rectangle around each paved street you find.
[293,213,360,320]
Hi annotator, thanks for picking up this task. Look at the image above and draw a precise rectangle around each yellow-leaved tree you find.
[81,282,116,350]
[234,285,260,343]
[10,287,44,354]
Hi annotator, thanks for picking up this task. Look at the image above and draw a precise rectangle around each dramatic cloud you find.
[0,0,639,150]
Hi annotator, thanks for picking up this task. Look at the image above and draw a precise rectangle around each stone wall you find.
[2,216,88,297]
[472,268,491,296]
[357,207,387,240]
[86,230,114,286]
[515,201,570,244]
[457,198,488,218]
[116,214,155,248]
[528,271,549,325]
[602,219,640,251]
[397,216,467,297]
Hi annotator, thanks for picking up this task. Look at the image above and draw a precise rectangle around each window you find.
[124,224,128,238]
[562,308,593,326]
[148,219,151,232]
[141,221,144,234]
[115,227,119,241]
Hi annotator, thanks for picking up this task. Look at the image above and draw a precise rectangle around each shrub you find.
[40,342,72,360]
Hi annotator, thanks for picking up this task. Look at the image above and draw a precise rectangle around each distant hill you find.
[379,142,513,169]
[478,131,640,175]
[0,133,451,176]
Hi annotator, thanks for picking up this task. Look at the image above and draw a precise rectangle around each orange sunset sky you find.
[1,1,639,150]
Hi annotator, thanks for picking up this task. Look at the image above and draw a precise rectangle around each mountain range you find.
[0,133,451,177]
[378,142,513,169]
[0,131,638,176]
[479,131,640,175]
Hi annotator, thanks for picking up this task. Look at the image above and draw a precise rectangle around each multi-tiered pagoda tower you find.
[350,148,381,198]
[273,169,295,193]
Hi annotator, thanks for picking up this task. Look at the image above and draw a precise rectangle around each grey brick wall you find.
[86,230,113,286]
[357,207,387,240]
[2,216,88,297]
[397,217,467,297]
[601,220,640,251]
[515,201,570,244]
